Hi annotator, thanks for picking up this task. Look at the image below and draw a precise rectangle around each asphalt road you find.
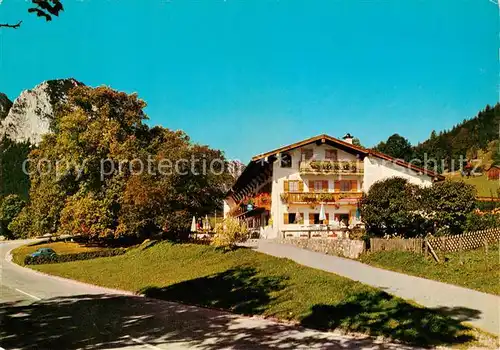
[0,240,417,350]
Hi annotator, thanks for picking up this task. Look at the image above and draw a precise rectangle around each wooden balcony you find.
[299,160,364,175]
[281,191,362,204]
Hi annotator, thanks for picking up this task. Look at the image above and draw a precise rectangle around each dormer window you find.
[280,153,292,167]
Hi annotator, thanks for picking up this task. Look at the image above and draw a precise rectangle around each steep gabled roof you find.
[252,134,368,161]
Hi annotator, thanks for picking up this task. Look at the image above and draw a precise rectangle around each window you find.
[338,180,357,192]
[340,180,352,192]
[289,180,299,192]
[280,153,292,168]
[284,180,302,192]
[309,180,328,192]
[309,213,329,225]
[314,181,323,192]
[284,212,304,224]
[325,149,338,161]
[301,148,313,161]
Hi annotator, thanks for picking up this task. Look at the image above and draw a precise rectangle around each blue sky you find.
[0,0,498,162]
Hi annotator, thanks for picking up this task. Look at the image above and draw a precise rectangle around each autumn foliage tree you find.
[11,86,233,241]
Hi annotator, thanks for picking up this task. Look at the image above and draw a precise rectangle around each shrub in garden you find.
[360,177,429,238]
[211,217,248,249]
[465,211,500,231]
[420,180,476,235]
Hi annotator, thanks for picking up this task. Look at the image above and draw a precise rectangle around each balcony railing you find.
[299,160,364,175]
[280,191,362,204]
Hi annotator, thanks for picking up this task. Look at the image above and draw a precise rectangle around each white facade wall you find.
[362,156,433,191]
[269,144,361,239]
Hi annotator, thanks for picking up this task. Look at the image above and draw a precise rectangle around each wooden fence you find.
[369,228,500,255]
[427,228,500,253]
[370,238,424,253]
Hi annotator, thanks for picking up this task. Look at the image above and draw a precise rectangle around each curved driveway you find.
[256,240,500,336]
[0,240,416,350]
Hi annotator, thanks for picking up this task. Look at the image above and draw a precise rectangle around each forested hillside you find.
[375,103,500,173]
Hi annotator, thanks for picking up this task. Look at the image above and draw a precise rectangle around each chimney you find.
[342,133,353,144]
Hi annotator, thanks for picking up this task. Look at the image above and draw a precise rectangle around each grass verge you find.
[360,244,500,295]
[447,173,499,197]
[15,241,495,347]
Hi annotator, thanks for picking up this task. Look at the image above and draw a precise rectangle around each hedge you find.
[24,248,126,265]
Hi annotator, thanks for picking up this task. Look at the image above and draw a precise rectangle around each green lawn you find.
[16,241,492,347]
[360,244,500,295]
[447,173,499,197]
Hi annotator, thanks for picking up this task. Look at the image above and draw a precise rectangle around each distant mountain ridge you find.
[0,78,82,144]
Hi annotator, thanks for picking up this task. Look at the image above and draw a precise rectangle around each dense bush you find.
[465,212,500,231]
[420,180,476,235]
[360,177,476,237]
[0,194,26,238]
[24,248,126,265]
[359,177,430,238]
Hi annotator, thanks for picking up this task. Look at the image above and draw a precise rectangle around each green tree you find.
[0,194,26,238]
[373,134,413,162]
[352,138,362,147]
[420,180,476,235]
[0,136,31,199]
[360,177,429,238]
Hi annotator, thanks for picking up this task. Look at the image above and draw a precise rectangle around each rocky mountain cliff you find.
[0,93,12,121]
[0,79,82,144]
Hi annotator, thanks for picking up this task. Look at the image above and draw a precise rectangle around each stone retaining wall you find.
[275,238,366,259]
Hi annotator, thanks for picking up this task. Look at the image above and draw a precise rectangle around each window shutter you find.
[309,180,315,192]
[283,180,289,192]
[324,213,329,225]
[334,181,341,192]
[309,213,315,224]
[283,213,289,224]
[322,180,329,191]
[298,181,304,192]
[299,213,304,224]
[351,180,357,191]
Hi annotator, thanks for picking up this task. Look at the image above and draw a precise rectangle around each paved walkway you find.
[0,240,417,349]
[255,240,500,335]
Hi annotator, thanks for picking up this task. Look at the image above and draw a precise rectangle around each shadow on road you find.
[0,265,480,349]
[1,294,410,350]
